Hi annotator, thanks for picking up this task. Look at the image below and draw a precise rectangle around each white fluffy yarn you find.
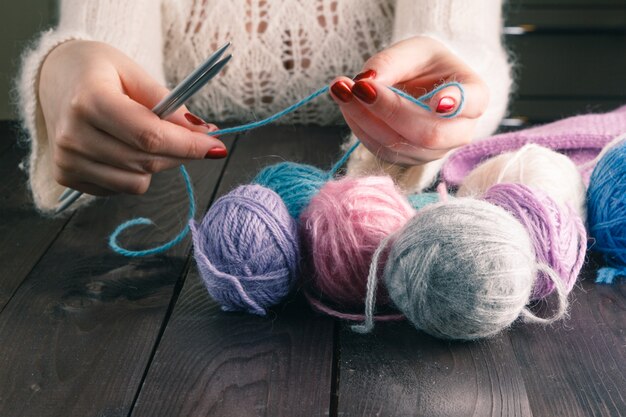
[458,144,587,218]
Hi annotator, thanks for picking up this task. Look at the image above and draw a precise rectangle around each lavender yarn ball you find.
[189,184,299,316]
[484,183,587,300]
[384,199,536,340]
[253,162,329,218]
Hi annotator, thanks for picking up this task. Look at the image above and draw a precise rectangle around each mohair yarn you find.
[300,176,415,309]
[253,162,329,218]
[354,199,568,341]
[587,135,626,284]
[484,183,586,299]
[189,184,299,316]
[458,144,587,218]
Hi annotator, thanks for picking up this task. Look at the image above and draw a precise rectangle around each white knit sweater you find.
[17,0,511,213]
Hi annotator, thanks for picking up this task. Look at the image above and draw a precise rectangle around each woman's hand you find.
[329,36,489,166]
[39,40,226,197]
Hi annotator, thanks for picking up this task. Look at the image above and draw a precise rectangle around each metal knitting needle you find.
[56,43,232,214]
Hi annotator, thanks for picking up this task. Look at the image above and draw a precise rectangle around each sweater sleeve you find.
[16,0,165,214]
[346,0,512,193]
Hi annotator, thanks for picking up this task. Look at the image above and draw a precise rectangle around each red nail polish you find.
[436,97,456,113]
[205,147,228,159]
[353,69,377,81]
[330,80,353,103]
[352,80,377,104]
[185,112,209,126]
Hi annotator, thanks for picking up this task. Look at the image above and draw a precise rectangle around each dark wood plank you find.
[337,323,532,417]
[130,125,347,417]
[0,140,70,311]
[509,262,626,417]
[0,137,233,417]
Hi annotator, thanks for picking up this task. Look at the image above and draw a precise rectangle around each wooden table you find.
[1,121,624,417]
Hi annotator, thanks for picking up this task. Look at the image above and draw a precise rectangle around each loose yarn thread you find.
[109,82,465,256]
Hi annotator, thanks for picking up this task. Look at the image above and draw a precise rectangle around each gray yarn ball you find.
[384,199,536,340]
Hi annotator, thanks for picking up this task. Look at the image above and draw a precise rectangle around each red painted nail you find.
[353,69,377,81]
[330,80,353,103]
[185,112,209,127]
[352,80,377,104]
[205,147,228,159]
[436,97,456,113]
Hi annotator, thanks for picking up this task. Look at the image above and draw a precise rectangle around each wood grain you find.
[337,322,532,417]
[509,261,626,417]
[130,125,348,417]
[0,137,233,417]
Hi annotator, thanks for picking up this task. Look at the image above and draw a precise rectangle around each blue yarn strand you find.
[109,165,196,257]
[596,267,626,284]
[110,82,465,257]
[210,86,331,137]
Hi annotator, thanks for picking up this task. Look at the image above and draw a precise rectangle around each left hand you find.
[329,36,489,166]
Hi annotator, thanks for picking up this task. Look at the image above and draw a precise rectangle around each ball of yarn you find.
[253,162,329,218]
[301,176,415,309]
[190,184,299,316]
[384,199,536,340]
[458,144,587,218]
[407,192,441,211]
[484,183,586,299]
[587,138,626,278]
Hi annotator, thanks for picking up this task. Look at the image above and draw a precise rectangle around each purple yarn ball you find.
[190,184,300,316]
[484,183,587,300]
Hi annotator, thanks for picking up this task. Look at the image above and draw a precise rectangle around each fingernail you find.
[436,97,456,113]
[330,80,353,103]
[352,80,377,104]
[205,147,228,159]
[185,112,210,127]
[353,69,377,81]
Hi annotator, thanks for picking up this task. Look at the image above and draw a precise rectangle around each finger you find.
[57,151,152,195]
[426,81,488,119]
[343,113,449,165]
[83,88,225,160]
[67,122,187,174]
[330,76,408,150]
[117,59,219,133]
[355,37,442,86]
[351,78,477,150]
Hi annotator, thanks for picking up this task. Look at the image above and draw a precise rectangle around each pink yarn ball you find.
[300,176,415,309]
[483,183,587,300]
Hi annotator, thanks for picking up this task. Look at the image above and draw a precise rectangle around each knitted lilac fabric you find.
[442,105,626,187]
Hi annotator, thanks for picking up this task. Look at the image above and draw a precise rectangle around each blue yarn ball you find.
[588,140,626,277]
[253,162,329,218]
[189,184,300,316]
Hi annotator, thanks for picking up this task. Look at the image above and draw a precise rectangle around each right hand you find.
[39,40,226,197]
